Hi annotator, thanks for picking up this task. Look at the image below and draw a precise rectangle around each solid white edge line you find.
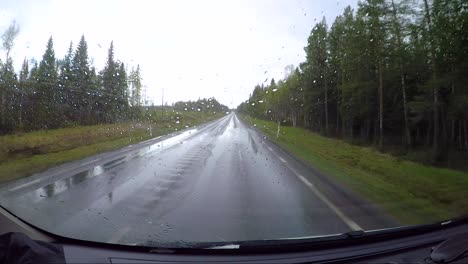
[80,159,99,166]
[9,178,40,192]
[262,141,362,231]
[296,174,362,231]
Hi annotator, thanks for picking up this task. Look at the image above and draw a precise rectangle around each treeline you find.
[173,98,229,113]
[238,0,467,162]
[0,22,144,134]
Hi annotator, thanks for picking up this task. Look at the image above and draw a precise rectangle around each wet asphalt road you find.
[0,113,396,246]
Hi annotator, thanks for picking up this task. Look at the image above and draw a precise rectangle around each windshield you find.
[0,0,467,247]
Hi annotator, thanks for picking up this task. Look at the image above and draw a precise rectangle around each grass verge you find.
[241,115,468,225]
[0,112,224,184]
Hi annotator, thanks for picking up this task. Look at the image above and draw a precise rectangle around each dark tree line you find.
[238,0,467,162]
[173,97,229,113]
[0,30,144,134]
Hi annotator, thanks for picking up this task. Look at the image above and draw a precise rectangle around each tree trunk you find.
[416,126,420,145]
[400,69,411,148]
[303,112,307,129]
[18,91,23,129]
[367,119,371,140]
[360,121,365,141]
[426,120,432,147]
[1,92,4,129]
[378,60,384,149]
[441,106,448,155]
[391,0,411,149]
[450,65,455,146]
[293,111,297,128]
[459,120,463,150]
[451,120,455,144]
[342,119,346,139]
[336,104,340,137]
[324,75,329,136]
[464,120,468,151]
[374,119,378,144]
[423,0,439,160]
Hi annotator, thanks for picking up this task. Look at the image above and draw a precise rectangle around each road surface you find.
[0,113,396,246]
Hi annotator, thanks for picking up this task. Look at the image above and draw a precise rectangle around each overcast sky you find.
[1,0,358,108]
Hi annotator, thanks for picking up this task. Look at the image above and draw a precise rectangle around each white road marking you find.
[262,142,362,231]
[266,146,273,152]
[159,178,177,183]
[81,159,99,166]
[9,178,40,192]
[156,186,169,192]
[298,175,314,187]
[296,173,362,231]
[237,149,243,163]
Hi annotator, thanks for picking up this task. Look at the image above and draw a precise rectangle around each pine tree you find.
[388,0,412,148]
[18,58,29,128]
[59,42,74,122]
[130,65,142,107]
[37,36,59,128]
[358,0,389,149]
[115,62,129,120]
[89,66,99,121]
[304,17,330,134]
[100,41,118,122]
[71,35,93,124]
[0,57,18,132]
[129,65,143,120]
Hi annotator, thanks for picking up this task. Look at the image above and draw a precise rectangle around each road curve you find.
[0,113,396,246]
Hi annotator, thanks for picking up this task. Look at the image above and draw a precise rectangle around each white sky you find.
[1,0,358,108]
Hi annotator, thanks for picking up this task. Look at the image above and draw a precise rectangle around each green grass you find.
[242,115,468,225]
[0,112,224,184]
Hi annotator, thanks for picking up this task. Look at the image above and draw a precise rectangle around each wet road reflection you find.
[0,113,392,246]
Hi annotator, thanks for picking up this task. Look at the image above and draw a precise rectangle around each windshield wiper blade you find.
[430,233,468,264]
